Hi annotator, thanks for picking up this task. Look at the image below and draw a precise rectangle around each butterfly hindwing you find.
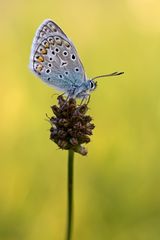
[30,19,86,92]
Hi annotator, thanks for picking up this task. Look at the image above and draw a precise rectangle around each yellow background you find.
[1,0,160,239]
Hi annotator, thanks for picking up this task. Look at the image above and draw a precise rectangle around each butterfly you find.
[29,19,123,98]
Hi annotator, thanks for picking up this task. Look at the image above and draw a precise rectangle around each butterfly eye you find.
[90,80,96,90]
[91,81,94,88]
[71,54,76,61]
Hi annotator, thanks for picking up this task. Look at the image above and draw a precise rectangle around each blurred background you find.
[1,0,160,239]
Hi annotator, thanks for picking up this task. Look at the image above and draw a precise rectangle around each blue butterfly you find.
[30,19,123,98]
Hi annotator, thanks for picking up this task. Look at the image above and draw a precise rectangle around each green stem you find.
[66,149,74,240]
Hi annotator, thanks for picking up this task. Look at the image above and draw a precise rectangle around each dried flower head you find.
[49,95,95,155]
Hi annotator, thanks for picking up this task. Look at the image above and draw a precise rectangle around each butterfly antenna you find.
[91,71,124,81]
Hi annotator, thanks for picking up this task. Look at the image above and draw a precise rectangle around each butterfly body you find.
[30,19,123,98]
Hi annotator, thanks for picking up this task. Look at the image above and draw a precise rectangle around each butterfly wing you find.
[30,19,86,92]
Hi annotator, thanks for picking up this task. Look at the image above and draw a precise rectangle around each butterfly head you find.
[72,79,97,98]
[88,80,97,92]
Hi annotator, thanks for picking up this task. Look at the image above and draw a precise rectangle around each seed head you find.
[49,95,95,155]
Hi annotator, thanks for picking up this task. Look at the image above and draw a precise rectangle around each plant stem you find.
[66,149,74,240]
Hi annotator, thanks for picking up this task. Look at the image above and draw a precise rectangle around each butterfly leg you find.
[60,93,71,110]
[80,94,90,105]
[80,97,85,105]
[86,94,91,105]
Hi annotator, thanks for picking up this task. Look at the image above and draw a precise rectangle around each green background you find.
[1,0,160,239]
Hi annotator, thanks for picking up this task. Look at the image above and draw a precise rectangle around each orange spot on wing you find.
[37,56,44,62]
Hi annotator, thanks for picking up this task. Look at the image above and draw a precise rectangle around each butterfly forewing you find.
[30,19,86,92]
